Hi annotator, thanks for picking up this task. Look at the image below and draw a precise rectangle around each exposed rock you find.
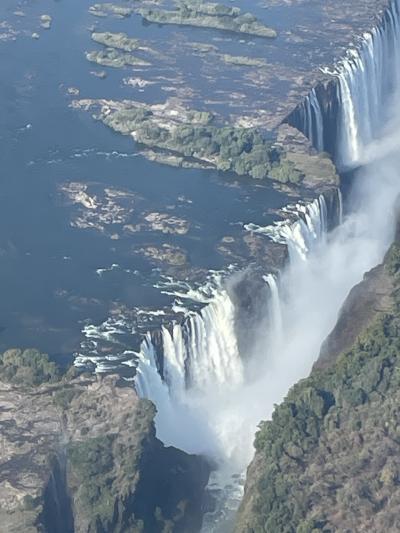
[144,212,190,235]
[85,49,150,68]
[219,54,267,68]
[235,236,400,532]
[137,244,188,266]
[90,69,107,79]
[138,1,277,39]
[123,77,156,89]
[277,124,339,191]
[317,262,394,369]
[40,15,52,30]
[91,31,141,52]
[60,182,136,234]
[89,3,134,18]
[0,359,210,532]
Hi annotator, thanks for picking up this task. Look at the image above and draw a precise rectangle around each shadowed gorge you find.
[236,235,400,533]
[1,0,400,531]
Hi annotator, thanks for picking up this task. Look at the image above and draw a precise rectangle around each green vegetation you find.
[237,243,400,532]
[68,400,155,531]
[188,41,218,53]
[86,48,150,68]
[101,105,303,182]
[139,1,277,39]
[69,435,117,525]
[53,387,81,409]
[219,54,266,67]
[0,348,62,386]
[91,31,140,52]
[89,3,133,18]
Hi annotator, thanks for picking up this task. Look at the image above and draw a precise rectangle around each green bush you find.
[53,388,81,409]
[0,348,61,386]
[246,257,400,532]
[68,436,116,523]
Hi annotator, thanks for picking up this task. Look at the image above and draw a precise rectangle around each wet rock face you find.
[235,238,400,533]
[0,373,210,532]
[316,261,394,369]
[229,270,271,362]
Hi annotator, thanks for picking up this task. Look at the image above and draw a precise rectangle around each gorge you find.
[2,0,400,531]
[132,0,400,529]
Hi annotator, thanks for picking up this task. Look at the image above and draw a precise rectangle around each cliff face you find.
[235,241,400,532]
[317,261,394,369]
[0,371,210,533]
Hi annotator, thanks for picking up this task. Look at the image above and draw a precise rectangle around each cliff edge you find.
[0,356,210,533]
[235,239,400,532]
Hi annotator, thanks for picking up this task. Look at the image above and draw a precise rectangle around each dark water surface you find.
[0,0,291,360]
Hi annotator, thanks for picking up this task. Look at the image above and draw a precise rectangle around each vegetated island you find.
[219,54,267,67]
[236,231,400,532]
[86,48,150,68]
[138,0,278,39]
[74,98,310,183]
[87,32,152,68]
[89,3,134,18]
[91,31,141,52]
[0,349,210,532]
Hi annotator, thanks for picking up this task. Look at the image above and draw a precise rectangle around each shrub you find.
[0,348,61,386]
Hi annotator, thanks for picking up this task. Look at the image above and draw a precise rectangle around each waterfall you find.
[132,191,331,465]
[333,0,400,167]
[264,274,283,344]
[134,192,330,433]
[289,0,400,168]
[135,289,243,406]
[244,194,328,262]
[299,87,325,151]
[127,4,400,531]
[135,332,170,404]
[185,291,243,390]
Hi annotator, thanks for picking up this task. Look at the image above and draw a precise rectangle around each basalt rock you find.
[235,234,400,532]
[0,370,210,532]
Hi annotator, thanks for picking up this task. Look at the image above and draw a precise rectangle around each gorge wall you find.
[2,1,400,532]
[128,6,400,533]
[235,232,400,533]
[0,364,210,533]
[235,0,400,530]
[286,0,400,169]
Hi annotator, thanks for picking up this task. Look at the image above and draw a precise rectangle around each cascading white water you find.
[136,289,243,398]
[334,0,400,167]
[133,191,330,469]
[296,0,400,168]
[264,274,283,343]
[133,282,248,457]
[132,3,400,530]
[300,87,325,151]
[244,194,329,261]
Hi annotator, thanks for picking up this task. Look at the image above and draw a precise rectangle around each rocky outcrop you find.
[0,370,210,532]
[317,262,394,369]
[235,240,400,532]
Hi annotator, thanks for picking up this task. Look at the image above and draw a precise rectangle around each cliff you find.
[0,355,210,533]
[235,240,400,532]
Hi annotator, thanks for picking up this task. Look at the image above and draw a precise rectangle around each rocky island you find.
[89,3,134,19]
[138,1,277,39]
[72,98,339,187]
[86,48,150,68]
[91,32,141,52]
